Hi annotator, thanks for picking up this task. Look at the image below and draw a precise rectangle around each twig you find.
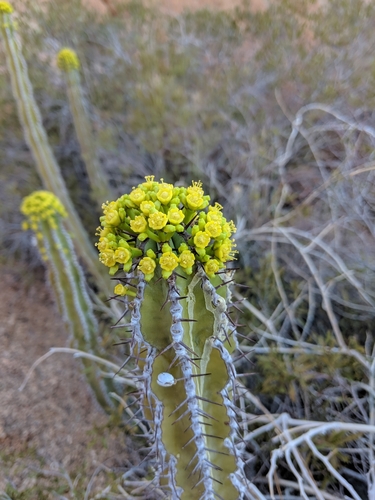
[19,347,137,392]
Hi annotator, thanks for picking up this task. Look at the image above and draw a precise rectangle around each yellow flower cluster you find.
[0,2,13,14]
[96,177,237,292]
[20,191,67,261]
[57,48,80,72]
[21,190,67,231]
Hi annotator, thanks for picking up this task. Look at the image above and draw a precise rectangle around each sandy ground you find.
[0,265,134,495]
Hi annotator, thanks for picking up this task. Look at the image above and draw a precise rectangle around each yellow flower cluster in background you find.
[97,177,237,294]
[57,48,80,72]
[21,190,67,230]
[20,191,67,260]
[0,2,13,14]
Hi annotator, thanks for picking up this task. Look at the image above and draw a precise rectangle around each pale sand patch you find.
[0,266,134,493]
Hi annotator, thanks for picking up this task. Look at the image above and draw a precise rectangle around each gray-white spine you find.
[168,276,216,500]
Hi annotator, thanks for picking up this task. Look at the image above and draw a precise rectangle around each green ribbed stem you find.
[0,10,111,297]
[134,269,243,500]
[63,67,113,206]
[34,215,116,413]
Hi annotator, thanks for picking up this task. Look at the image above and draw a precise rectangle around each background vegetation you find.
[2,0,375,497]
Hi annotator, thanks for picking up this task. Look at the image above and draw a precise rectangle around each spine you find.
[97,177,245,498]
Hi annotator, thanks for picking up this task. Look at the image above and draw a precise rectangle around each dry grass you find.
[2,0,375,498]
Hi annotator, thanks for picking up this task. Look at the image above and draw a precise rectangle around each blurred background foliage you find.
[2,0,375,496]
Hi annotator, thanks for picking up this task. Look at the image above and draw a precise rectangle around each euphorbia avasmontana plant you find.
[97,177,246,499]
[20,191,118,413]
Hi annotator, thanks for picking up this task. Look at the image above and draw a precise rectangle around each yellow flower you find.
[114,284,128,296]
[159,252,179,272]
[142,175,155,190]
[0,2,13,14]
[140,200,155,215]
[184,181,206,210]
[98,227,111,239]
[129,187,146,205]
[205,221,222,238]
[113,284,136,297]
[96,177,237,282]
[114,247,131,264]
[187,180,204,197]
[230,220,236,231]
[97,238,108,252]
[99,249,116,267]
[20,191,67,225]
[204,259,220,276]
[186,193,204,210]
[105,209,120,226]
[148,211,168,230]
[57,48,80,72]
[138,256,156,276]
[167,207,184,225]
[157,182,174,204]
[179,250,195,269]
[194,231,211,249]
[102,200,117,214]
[130,215,147,233]
[215,240,234,262]
[207,207,224,223]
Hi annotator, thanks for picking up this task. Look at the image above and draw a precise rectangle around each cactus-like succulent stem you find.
[0,7,111,297]
[57,47,113,206]
[125,268,242,499]
[168,278,218,499]
[21,191,116,412]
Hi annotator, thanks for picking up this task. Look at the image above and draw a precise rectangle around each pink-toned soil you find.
[82,0,269,15]
[0,266,132,494]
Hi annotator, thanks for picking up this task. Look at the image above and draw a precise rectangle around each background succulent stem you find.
[58,49,114,207]
[0,10,111,297]
[21,191,118,413]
